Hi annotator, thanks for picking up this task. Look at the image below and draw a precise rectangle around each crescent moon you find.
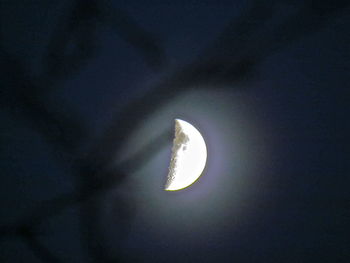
[165,119,207,191]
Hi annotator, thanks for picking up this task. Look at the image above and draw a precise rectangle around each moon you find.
[165,119,207,191]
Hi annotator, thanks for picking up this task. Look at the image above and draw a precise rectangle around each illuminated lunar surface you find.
[165,119,207,191]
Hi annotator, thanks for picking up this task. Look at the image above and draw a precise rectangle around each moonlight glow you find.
[165,119,207,191]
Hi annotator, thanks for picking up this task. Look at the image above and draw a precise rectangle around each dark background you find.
[0,0,349,262]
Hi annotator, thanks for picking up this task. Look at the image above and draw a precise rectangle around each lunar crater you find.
[166,120,190,189]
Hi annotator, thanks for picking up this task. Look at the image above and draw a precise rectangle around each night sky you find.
[0,0,349,262]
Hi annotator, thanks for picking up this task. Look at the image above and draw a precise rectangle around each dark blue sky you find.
[0,0,349,262]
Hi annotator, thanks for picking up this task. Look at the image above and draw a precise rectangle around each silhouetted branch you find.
[23,235,61,263]
[101,3,166,69]
[44,0,100,80]
[1,50,85,156]
[44,0,166,78]
[117,127,173,174]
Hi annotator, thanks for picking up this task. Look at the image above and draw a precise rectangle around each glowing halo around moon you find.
[165,119,207,191]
